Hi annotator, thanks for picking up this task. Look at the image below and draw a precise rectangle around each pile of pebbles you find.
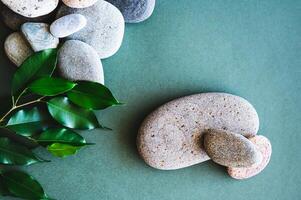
[1,0,156,84]
[137,93,272,179]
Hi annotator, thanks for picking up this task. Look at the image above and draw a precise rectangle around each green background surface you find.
[0,0,300,199]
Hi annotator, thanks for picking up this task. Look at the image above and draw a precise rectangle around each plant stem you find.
[0,96,45,124]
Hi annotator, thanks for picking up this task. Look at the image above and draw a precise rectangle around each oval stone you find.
[56,0,125,59]
[62,0,98,8]
[50,14,87,38]
[4,32,33,66]
[204,129,262,167]
[137,93,260,170]
[106,0,156,23]
[21,22,59,52]
[228,135,272,179]
[58,40,104,84]
[0,0,58,18]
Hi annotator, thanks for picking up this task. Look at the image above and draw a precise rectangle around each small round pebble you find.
[21,22,59,52]
[58,40,104,84]
[4,32,33,66]
[56,0,125,59]
[62,0,99,8]
[106,0,156,23]
[0,0,59,18]
[50,14,87,38]
[137,93,260,170]
[228,135,272,179]
[204,129,263,168]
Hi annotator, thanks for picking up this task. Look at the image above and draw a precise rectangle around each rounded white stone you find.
[1,0,59,18]
[50,14,87,38]
[4,32,33,66]
[137,93,260,170]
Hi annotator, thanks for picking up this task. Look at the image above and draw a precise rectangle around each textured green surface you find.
[0,0,300,199]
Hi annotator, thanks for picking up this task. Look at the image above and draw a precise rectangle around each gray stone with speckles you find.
[137,93,259,170]
[204,129,263,168]
[58,40,104,84]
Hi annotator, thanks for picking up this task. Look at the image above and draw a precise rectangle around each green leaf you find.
[37,128,88,146]
[1,170,49,200]
[0,137,44,166]
[67,81,121,110]
[47,143,81,157]
[6,107,53,137]
[28,77,77,96]
[12,49,58,97]
[47,97,101,130]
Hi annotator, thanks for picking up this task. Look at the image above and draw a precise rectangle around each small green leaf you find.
[6,107,53,137]
[47,97,101,130]
[37,128,88,146]
[67,81,121,110]
[47,143,81,157]
[12,49,58,97]
[1,170,49,200]
[28,77,77,96]
[0,137,44,166]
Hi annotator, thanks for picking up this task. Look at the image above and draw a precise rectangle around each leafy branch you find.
[0,48,122,199]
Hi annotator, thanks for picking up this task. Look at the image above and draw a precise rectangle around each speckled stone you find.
[228,135,272,179]
[0,0,58,18]
[62,0,99,8]
[4,32,33,66]
[204,129,263,167]
[50,14,87,38]
[106,0,156,23]
[137,93,260,170]
[56,0,125,59]
[21,22,59,52]
[58,40,104,84]
[0,4,53,31]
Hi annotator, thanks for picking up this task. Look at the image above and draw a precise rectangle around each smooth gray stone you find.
[4,32,33,66]
[0,4,53,31]
[56,0,124,59]
[204,129,263,168]
[137,93,260,170]
[21,22,59,52]
[58,40,104,84]
[50,14,87,38]
[0,0,59,18]
[106,0,156,23]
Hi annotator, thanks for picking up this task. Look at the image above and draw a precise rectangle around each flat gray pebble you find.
[58,40,104,84]
[50,14,87,38]
[56,0,124,59]
[21,22,59,52]
[137,93,260,170]
[106,0,156,23]
[204,129,263,168]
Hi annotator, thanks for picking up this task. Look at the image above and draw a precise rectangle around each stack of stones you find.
[137,93,272,179]
[1,0,156,84]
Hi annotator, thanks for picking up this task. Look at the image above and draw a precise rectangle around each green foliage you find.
[12,49,58,98]
[0,137,45,166]
[0,48,122,199]
[1,170,50,200]
[6,107,52,137]
[68,81,121,110]
[47,97,101,130]
[47,143,81,158]
[28,77,77,96]
[37,128,88,146]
